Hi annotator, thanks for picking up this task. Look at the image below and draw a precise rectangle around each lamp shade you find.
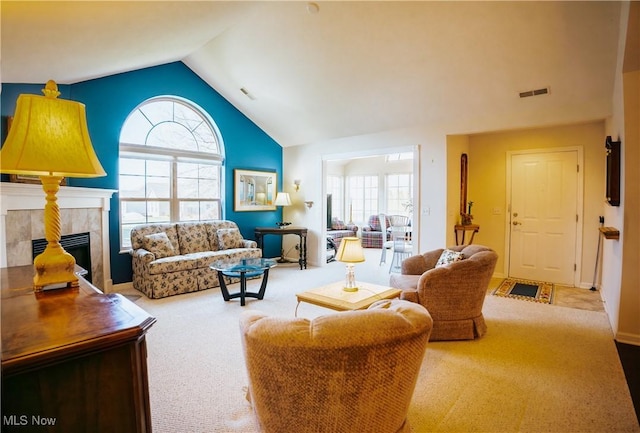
[0,80,106,178]
[274,192,292,206]
[336,237,365,263]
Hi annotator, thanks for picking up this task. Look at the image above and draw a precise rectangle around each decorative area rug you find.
[492,278,555,304]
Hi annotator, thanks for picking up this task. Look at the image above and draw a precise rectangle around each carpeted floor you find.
[122,251,639,432]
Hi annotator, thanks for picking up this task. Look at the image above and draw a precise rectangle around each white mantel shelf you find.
[0,182,117,291]
[1,182,116,213]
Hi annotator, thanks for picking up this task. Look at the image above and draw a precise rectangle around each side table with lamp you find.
[295,237,401,314]
[0,81,156,432]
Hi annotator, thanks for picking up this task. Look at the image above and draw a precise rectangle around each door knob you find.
[513,221,522,226]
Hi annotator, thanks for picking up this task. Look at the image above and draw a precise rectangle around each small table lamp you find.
[274,192,292,228]
[335,237,365,292]
[0,80,106,291]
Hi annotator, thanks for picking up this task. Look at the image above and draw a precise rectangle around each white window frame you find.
[347,175,378,225]
[118,97,224,250]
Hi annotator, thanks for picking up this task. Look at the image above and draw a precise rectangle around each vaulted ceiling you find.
[1,1,623,147]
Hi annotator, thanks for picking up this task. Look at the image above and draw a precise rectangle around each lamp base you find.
[33,245,78,291]
[342,264,359,292]
[32,175,79,292]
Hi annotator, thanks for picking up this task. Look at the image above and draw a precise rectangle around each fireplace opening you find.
[32,232,92,283]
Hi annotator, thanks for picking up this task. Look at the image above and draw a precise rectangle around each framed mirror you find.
[234,169,277,211]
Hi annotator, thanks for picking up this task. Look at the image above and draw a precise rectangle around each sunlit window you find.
[348,175,378,224]
[119,97,223,249]
[386,173,413,215]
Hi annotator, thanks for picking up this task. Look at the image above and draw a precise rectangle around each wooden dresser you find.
[1,265,156,432]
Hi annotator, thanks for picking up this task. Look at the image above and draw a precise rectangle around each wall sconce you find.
[294,179,301,191]
[304,201,314,209]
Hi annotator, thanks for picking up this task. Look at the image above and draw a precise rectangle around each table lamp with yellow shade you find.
[0,80,106,291]
[335,237,365,292]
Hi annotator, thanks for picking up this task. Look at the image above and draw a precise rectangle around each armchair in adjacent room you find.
[239,299,433,433]
[361,214,390,248]
[389,244,498,341]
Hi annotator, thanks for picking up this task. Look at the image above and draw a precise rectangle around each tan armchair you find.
[389,245,498,341]
[239,300,433,433]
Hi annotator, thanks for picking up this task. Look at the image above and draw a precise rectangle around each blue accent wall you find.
[1,62,284,284]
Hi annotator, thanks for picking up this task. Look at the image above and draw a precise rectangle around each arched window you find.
[119,97,224,249]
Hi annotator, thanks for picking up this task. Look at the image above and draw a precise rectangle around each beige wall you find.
[448,122,605,284]
[599,1,639,345]
[284,1,638,345]
[617,69,639,343]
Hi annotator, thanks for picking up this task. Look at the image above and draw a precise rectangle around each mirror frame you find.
[233,169,277,211]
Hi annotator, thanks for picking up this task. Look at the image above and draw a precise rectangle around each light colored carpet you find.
[127,249,639,433]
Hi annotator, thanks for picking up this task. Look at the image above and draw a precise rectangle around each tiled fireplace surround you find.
[1,182,116,292]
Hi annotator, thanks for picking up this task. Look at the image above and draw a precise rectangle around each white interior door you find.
[508,150,579,285]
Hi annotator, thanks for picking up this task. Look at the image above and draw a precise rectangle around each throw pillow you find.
[217,228,244,250]
[331,218,346,230]
[435,249,464,268]
[142,232,176,259]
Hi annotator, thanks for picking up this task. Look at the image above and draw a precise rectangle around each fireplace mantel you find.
[0,182,117,291]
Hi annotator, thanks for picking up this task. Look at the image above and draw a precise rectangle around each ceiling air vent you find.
[519,87,550,98]
[240,87,256,100]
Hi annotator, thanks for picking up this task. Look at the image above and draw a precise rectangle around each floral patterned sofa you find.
[129,220,261,299]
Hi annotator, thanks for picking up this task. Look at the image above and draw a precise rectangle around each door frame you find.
[504,146,584,287]
[321,145,421,265]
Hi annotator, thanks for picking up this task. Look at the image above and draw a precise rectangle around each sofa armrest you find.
[399,288,419,303]
[400,248,445,275]
[131,248,156,263]
[401,255,428,275]
[242,239,258,249]
[420,248,446,269]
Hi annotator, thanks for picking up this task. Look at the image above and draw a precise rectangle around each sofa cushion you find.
[177,222,211,255]
[205,220,239,250]
[142,232,176,259]
[435,249,464,268]
[130,223,180,251]
[148,251,214,275]
[218,228,245,250]
[368,214,382,231]
[331,218,346,230]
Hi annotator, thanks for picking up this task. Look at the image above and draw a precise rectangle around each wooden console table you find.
[454,224,480,245]
[1,265,156,432]
[255,226,308,270]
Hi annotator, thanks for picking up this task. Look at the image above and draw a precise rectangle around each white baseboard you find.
[615,331,640,346]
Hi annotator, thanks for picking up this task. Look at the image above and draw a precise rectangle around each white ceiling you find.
[1,1,622,147]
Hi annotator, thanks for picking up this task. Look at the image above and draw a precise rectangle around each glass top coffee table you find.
[210,258,277,306]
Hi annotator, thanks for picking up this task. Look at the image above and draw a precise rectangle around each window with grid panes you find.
[347,175,378,224]
[386,173,413,215]
[119,97,223,249]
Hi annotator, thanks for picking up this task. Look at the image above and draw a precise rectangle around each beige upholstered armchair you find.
[389,245,498,341]
[239,300,433,433]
